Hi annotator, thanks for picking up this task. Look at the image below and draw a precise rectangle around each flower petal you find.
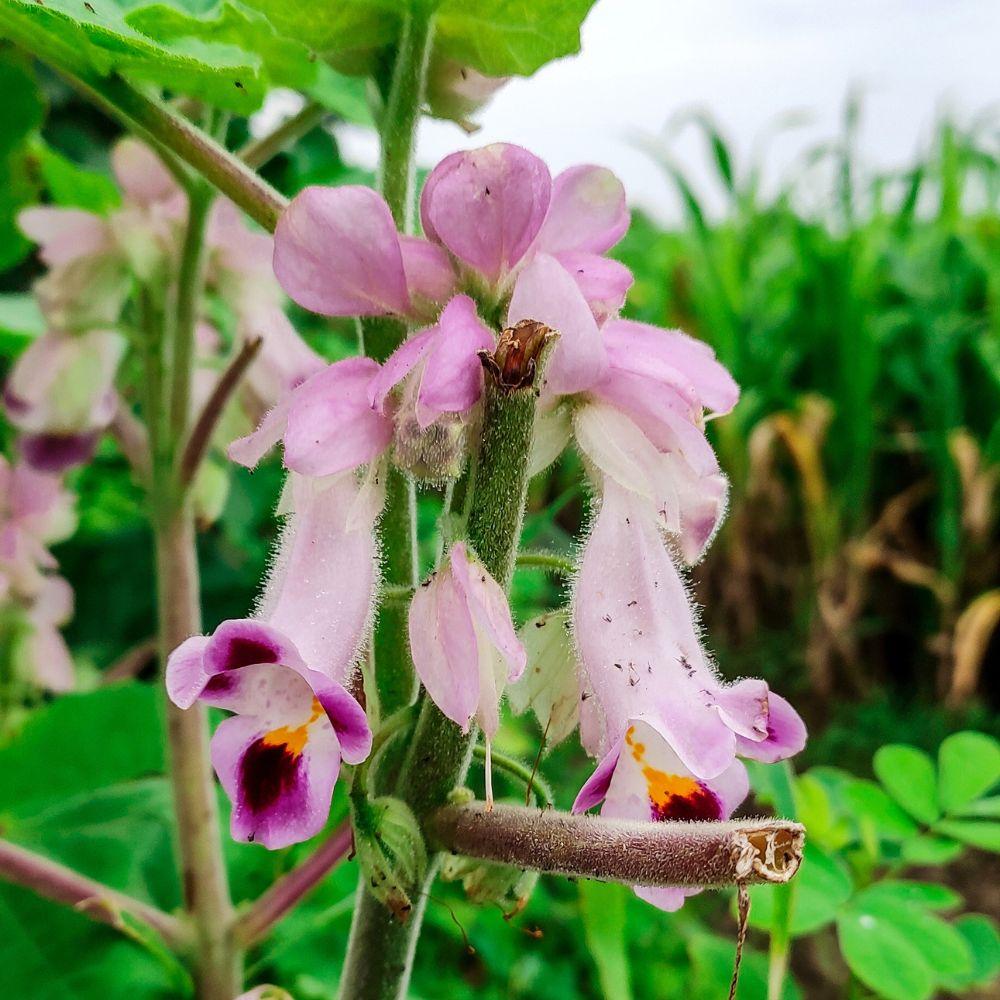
[507,253,606,396]
[399,235,457,306]
[420,144,551,283]
[213,713,342,849]
[555,251,633,321]
[166,635,211,709]
[228,395,291,469]
[273,186,410,317]
[416,295,492,425]
[602,319,739,416]
[408,564,481,731]
[282,358,393,476]
[261,474,379,686]
[537,165,628,255]
[450,542,526,681]
[366,326,437,415]
[18,207,112,267]
[736,692,808,763]
[572,737,623,813]
[111,139,179,207]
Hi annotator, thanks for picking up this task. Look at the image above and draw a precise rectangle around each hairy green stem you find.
[378,11,436,230]
[515,549,576,577]
[472,744,554,807]
[339,379,540,1000]
[169,185,213,450]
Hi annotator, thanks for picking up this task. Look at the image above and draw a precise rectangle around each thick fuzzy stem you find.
[0,837,189,950]
[427,805,806,888]
[339,380,540,1000]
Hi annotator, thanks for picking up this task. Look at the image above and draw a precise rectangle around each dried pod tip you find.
[479,319,556,392]
[733,822,805,884]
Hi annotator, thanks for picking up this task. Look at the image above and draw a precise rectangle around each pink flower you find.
[573,481,806,779]
[228,357,393,477]
[273,185,451,321]
[368,295,494,428]
[271,144,630,338]
[3,329,126,472]
[408,542,526,741]
[572,719,749,911]
[166,474,378,848]
[14,575,76,693]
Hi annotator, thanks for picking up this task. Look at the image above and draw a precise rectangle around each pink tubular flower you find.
[573,481,806,779]
[15,575,76,693]
[573,719,749,911]
[408,542,526,741]
[368,295,494,428]
[228,356,393,476]
[3,329,126,472]
[166,474,377,848]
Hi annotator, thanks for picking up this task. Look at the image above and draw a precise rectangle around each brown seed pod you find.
[479,319,556,392]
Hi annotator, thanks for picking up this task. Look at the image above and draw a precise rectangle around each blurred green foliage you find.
[0,46,997,1000]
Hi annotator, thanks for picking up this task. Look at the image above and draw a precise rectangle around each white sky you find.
[332,0,1000,221]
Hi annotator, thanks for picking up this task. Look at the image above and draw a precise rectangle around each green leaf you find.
[687,930,801,1000]
[238,0,399,56]
[0,49,45,270]
[938,731,1000,813]
[435,0,598,77]
[0,294,46,341]
[845,888,974,987]
[747,844,852,937]
[842,779,920,839]
[933,819,1000,852]
[0,684,165,816]
[0,0,265,113]
[856,881,962,912]
[838,905,935,1000]
[874,744,941,825]
[579,881,633,1000]
[954,795,1000,818]
[943,914,1000,990]
[898,835,963,865]
[33,141,121,213]
[126,0,372,123]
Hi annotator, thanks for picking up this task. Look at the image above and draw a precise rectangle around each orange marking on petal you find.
[261,697,323,757]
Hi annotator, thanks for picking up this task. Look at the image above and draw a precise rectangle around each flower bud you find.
[390,377,469,482]
[440,855,539,917]
[426,59,510,132]
[352,795,428,923]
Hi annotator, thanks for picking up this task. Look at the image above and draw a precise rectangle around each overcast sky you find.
[333,0,1000,221]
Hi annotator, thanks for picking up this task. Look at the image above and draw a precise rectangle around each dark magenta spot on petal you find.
[222,636,280,670]
[204,673,236,695]
[20,432,100,472]
[240,738,301,813]
[650,783,722,822]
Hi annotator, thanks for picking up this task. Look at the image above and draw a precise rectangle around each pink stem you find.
[234,822,354,946]
[0,837,189,950]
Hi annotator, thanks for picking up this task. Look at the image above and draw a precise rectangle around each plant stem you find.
[767,883,795,1000]
[239,101,329,170]
[363,7,435,719]
[234,822,353,947]
[145,193,239,996]
[169,185,213,449]
[472,744,553,807]
[427,806,806,888]
[516,549,576,577]
[0,837,190,951]
[179,337,263,487]
[339,378,541,1000]
[154,513,240,1000]
[378,11,435,231]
